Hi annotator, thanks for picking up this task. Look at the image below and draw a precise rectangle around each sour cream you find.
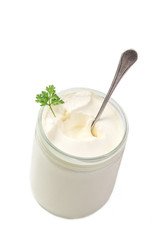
[42,91,124,158]
[31,88,128,218]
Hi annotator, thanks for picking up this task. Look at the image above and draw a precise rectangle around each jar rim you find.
[37,87,129,165]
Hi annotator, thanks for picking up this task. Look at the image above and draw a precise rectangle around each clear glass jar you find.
[30,88,128,218]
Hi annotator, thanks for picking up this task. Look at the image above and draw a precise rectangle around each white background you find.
[0,0,161,239]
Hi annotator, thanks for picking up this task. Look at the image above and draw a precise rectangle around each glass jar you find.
[30,88,128,218]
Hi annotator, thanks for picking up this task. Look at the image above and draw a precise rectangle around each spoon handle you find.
[91,49,138,129]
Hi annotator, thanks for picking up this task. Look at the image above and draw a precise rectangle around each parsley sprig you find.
[35,85,64,117]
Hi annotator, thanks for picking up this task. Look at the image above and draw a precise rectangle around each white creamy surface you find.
[42,91,124,158]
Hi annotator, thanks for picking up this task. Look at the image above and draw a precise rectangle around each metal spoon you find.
[91,49,138,131]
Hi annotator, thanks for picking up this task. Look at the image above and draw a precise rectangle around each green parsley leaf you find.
[35,85,64,117]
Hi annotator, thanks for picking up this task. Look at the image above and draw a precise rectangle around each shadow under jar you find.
[30,88,128,219]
